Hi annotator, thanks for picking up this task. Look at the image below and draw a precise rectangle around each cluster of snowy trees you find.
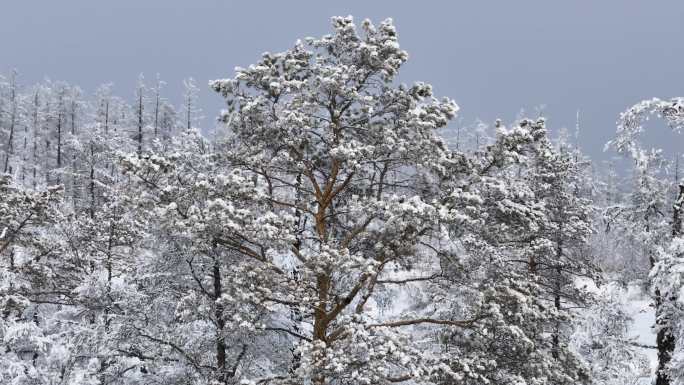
[0,16,682,385]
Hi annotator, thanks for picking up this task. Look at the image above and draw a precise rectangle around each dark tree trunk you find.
[56,112,62,184]
[552,264,562,360]
[656,184,684,385]
[289,269,303,374]
[3,106,15,174]
[138,92,143,157]
[89,143,95,219]
[213,256,228,384]
[32,138,37,189]
[31,91,39,189]
[655,289,675,385]
[154,89,159,138]
[551,222,564,360]
[3,74,17,174]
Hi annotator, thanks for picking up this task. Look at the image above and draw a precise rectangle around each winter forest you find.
[2,15,684,385]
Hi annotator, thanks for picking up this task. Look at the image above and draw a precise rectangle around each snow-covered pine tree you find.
[572,283,650,385]
[0,175,63,384]
[207,15,467,384]
[434,117,596,385]
[609,96,684,385]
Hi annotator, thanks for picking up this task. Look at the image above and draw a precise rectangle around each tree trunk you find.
[104,100,109,135]
[552,264,562,360]
[3,102,15,174]
[89,144,95,219]
[289,269,303,374]
[552,222,564,360]
[655,183,684,385]
[655,290,675,385]
[98,225,114,385]
[212,256,228,384]
[31,91,39,189]
[154,89,159,138]
[32,138,37,190]
[56,112,62,184]
[3,74,17,175]
[137,92,143,157]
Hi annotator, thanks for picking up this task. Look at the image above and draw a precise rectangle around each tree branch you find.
[368,316,483,329]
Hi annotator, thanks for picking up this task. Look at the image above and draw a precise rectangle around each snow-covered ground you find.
[625,283,657,384]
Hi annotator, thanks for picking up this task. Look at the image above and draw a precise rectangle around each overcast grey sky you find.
[2,1,683,160]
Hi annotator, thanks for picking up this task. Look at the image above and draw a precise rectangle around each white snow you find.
[625,282,658,383]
